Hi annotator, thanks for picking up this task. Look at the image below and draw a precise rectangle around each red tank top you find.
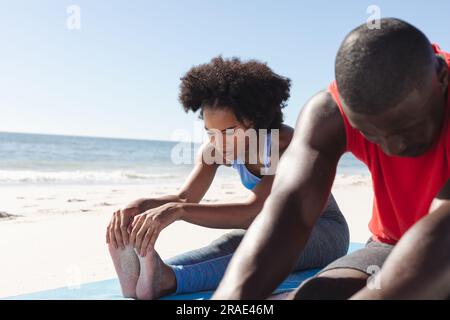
[328,43,450,244]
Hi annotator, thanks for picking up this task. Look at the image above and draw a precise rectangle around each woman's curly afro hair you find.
[179,56,291,130]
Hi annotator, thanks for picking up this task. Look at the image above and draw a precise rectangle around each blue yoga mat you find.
[6,243,364,300]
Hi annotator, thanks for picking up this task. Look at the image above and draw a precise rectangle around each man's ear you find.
[436,55,449,94]
[242,119,254,130]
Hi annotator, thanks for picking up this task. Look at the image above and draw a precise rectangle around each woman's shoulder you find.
[277,124,295,152]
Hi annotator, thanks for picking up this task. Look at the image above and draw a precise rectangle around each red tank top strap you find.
[432,43,450,64]
[432,43,450,166]
[327,81,365,156]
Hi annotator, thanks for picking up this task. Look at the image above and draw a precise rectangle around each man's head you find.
[335,18,449,157]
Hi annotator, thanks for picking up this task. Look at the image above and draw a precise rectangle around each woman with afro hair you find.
[107,56,349,299]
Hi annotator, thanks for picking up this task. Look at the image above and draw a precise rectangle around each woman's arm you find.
[107,142,218,248]
[178,174,275,229]
[124,142,219,212]
[129,130,293,253]
[175,127,295,229]
[176,127,294,229]
[129,175,276,255]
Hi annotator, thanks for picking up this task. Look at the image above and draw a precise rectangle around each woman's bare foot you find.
[108,243,140,298]
[135,248,177,300]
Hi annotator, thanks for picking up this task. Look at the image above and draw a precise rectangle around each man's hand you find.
[106,200,144,249]
[129,202,184,256]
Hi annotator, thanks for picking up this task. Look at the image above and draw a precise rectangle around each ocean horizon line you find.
[0,131,203,145]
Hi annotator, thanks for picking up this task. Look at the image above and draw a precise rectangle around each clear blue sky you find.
[1,0,449,141]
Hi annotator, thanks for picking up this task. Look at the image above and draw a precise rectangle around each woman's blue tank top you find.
[231,133,272,190]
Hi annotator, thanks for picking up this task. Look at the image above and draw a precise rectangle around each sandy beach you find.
[0,174,372,298]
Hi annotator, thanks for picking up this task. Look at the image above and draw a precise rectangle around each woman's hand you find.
[106,199,146,249]
[130,202,184,256]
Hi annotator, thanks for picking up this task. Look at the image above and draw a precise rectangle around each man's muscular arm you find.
[212,90,347,299]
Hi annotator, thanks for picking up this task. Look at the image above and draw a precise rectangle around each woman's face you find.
[203,106,252,163]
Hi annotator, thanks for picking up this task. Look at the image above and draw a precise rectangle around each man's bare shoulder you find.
[293,89,346,156]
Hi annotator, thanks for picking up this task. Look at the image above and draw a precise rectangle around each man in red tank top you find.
[213,18,450,300]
